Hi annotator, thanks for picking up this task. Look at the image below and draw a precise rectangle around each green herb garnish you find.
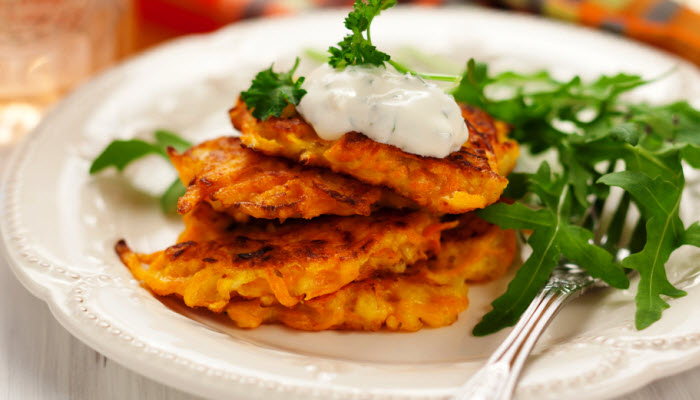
[326,0,461,82]
[242,0,460,120]
[241,0,399,120]
[89,130,191,213]
[240,57,306,121]
[452,59,700,335]
[473,164,630,336]
[327,0,396,69]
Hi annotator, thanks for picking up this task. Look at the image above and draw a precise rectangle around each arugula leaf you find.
[623,216,687,328]
[609,123,642,146]
[681,144,700,168]
[90,130,194,175]
[477,202,552,230]
[240,58,307,121]
[89,140,161,174]
[90,130,192,214]
[598,170,687,329]
[598,171,679,217]
[561,143,592,207]
[154,129,192,154]
[473,227,561,336]
[501,172,528,200]
[327,0,396,69]
[452,59,489,107]
[160,179,187,214]
[685,222,700,247]
[474,166,628,336]
[559,224,628,288]
[456,59,700,334]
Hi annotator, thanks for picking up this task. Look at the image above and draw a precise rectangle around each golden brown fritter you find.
[169,137,413,221]
[225,215,516,331]
[226,276,471,331]
[116,204,448,312]
[230,98,519,214]
[427,212,517,283]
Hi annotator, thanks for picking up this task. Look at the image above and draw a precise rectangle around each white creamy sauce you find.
[296,64,469,158]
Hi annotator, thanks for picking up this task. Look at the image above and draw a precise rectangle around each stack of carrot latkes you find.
[116,98,519,331]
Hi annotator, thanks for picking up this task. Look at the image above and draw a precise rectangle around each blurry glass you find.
[0,0,131,145]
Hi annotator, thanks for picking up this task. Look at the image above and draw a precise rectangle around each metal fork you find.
[452,180,640,400]
[452,263,598,400]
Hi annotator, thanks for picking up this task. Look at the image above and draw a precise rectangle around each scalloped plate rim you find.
[2,5,700,400]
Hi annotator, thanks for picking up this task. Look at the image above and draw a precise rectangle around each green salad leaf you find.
[685,222,700,247]
[154,129,193,154]
[454,59,700,334]
[474,165,628,336]
[89,130,192,214]
[89,140,162,174]
[598,171,686,328]
[160,178,188,214]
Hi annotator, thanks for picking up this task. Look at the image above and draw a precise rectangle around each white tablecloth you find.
[1,144,698,400]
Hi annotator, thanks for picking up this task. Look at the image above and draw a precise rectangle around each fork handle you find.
[453,286,579,400]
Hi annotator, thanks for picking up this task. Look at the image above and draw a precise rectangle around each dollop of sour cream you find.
[296,64,469,158]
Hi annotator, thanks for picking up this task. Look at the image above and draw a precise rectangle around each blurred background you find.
[1,0,699,146]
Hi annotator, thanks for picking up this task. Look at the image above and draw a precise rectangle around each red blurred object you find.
[137,0,225,34]
[133,0,433,48]
[133,0,314,48]
[133,0,224,49]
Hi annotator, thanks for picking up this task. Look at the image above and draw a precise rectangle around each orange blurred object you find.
[132,0,700,67]
[578,0,700,67]
[0,0,133,145]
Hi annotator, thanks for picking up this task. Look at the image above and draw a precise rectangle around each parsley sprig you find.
[327,0,461,82]
[241,0,463,120]
[452,60,700,335]
[240,58,306,121]
[327,0,395,69]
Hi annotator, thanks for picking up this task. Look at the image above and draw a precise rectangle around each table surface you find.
[1,144,700,400]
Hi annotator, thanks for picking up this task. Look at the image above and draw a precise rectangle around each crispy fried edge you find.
[168,136,416,221]
[115,210,449,312]
[230,98,519,214]
[224,221,516,331]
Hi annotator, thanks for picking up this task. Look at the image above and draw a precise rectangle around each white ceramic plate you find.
[3,6,700,400]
